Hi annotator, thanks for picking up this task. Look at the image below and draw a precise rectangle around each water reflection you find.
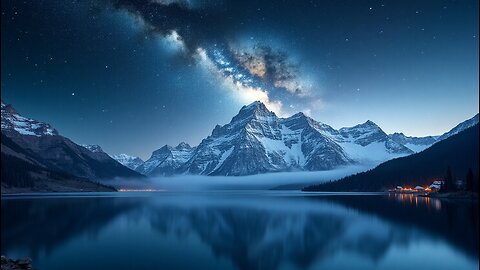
[1,193,478,270]
[390,193,442,211]
[314,194,479,260]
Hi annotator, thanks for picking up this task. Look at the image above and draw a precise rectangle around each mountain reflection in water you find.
[1,192,478,270]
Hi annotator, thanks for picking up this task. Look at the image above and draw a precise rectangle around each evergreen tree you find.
[445,166,454,192]
[466,168,474,192]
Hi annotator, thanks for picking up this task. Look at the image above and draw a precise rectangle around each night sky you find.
[1,0,478,159]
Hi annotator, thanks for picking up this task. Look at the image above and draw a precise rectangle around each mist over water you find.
[105,165,371,191]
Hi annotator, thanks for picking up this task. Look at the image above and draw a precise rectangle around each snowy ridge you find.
[388,133,437,153]
[110,153,144,170]
[1,101,144,179]
[142,102,413,176]
[437,113,479,141]
[388,113,479,152]
[81,144,104,153]
[1,101,57,137]
[141,102,478,176]
[136,142,196,175]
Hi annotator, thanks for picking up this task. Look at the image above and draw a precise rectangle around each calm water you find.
[1,191,478,270]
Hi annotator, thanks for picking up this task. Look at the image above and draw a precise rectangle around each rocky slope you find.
[1,102,143,181]
[142,102,413,176]
[1,134,116,193]
[136,142,195,175]
[110,153,144,170]
[388,113,479,152]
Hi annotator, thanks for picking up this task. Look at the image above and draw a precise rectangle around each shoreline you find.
[420,192,479,200]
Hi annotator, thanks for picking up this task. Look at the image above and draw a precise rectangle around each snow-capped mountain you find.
[335,121,414,163]
[176,102,359,176]
[136,142,195,175]
[1,101,143,180]
[81,145,145,170]
[389,113,479,152]
[81,144,104,153]
[179,102,348,175]
[142,101,413,176]
[1,102,57,137]
[388,133,438,152]
[110,153,144,170]
[437,113,479,141]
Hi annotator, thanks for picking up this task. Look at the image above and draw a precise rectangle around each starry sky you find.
[1,0,478,159]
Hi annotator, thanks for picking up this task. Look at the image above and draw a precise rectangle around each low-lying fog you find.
[103,165,371,191]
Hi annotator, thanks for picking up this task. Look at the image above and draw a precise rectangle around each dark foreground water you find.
[1,191,478,270]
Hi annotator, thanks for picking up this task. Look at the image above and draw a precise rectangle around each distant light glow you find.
[118,188,166,192]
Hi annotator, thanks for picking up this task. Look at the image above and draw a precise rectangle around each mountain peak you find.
[81,144,104,153]
[354,120,381,130]
[437,112,479,141]
[340,120,380,131]
[364,120,377,126]
[229,101,277,126]
[153,144,173,154]
[110,153,144,170]
[176,142,192,149]
[1,102,58,137]
[1,102,18,115]
[290,112,306,118]
[241,101,271,114]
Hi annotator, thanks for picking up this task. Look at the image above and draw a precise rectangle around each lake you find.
[1,191,478,270]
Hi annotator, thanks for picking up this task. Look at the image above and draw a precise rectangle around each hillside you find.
[303,124,479,192]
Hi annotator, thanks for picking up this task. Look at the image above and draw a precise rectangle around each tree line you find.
[440,166,479,193]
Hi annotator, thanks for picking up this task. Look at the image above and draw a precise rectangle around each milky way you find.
[2,0,478,158]
[100,0,317,115]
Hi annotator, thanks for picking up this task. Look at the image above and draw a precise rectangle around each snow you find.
[81,144,104,153]
[1,103,57,137]
[171,148,195,163]
[339,141,408,165]
[14,128,37,136]
[256,125,306,167]
[213,146,234,171]
[404,143,431,153]
[437,113,479,141]
[111,153,140,163]
[141,159,163,174]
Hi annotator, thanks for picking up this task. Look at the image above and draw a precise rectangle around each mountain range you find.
[303,123,479,192]
[2,100,478,185]
[133,101,478,176]
[1,102,143,192]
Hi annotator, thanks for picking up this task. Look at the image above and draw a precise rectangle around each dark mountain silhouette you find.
[1,134,116,192]
[303,124,479,191]
[1,102,143,184]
